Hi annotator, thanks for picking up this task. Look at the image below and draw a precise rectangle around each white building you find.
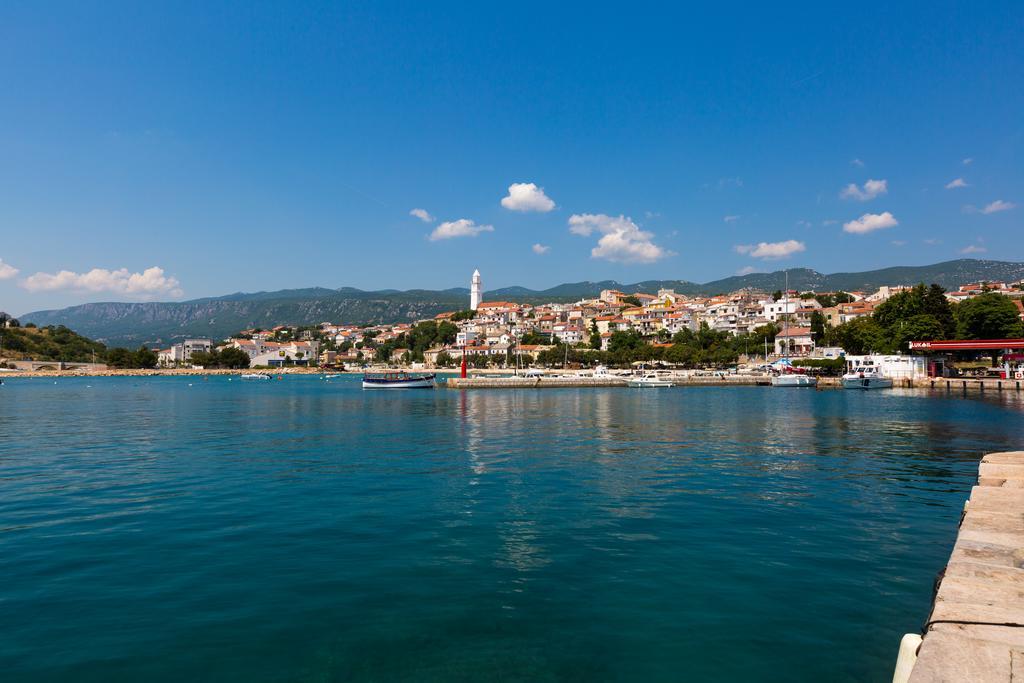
[761,299,799,323]
[845,354,927,380]
[470,269,483,311]
[158,338,213,366]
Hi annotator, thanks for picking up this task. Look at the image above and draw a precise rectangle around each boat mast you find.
[782,270,789,361]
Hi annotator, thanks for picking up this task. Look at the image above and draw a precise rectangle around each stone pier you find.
[898,451,1024,682]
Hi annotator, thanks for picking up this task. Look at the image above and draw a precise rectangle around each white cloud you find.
[723,215,740,223]
[736,265,759,275]
[981,199,1015,214]
[0,259,18,280]
[963,157,973,165]
[796,220,812,228]
[734,240,806,260]
[960,244,987,254]
[822,219,838,226]
[568,213,668,264]
[500,182,555,212]
[840,178,888,201]
[429,219,494,241]
[944,178,968,190]
[851,158,865,167]
[843,211,898,234]
[531,243,550,255]
[923,238,942,245]
[891,240,907,247]
[20,266,183,298]
[409,208,434,223]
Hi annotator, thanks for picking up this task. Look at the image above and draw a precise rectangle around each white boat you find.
[240,372,271,381]
[324,373,344,379]
[842,360,893,390]
[628,372,673,388]
[362,371,435,389]
[771,373,818,387]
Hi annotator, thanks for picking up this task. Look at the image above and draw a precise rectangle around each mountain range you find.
[21,259,1024,347]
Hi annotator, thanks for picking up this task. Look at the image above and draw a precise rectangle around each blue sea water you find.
[1,376,1022,682]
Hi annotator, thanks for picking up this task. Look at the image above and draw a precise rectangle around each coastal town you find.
[6,268,1016,382]
[170,269,1024,372]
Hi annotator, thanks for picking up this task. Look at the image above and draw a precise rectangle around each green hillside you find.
[0,324,107,363]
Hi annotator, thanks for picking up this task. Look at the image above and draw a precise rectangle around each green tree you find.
[955,292,1024,340]
[607,330,645,354]
[892,314,946,353]
[621,295,642,307]
[133,347,159,368]
[825,317,886,355]
[105,347,134,368]
[450,309,477,322]
[589,321,602,349]
[809,311,826,342]
[216,347,251,368]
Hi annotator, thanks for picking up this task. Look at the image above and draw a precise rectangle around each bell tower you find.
[470,269,482,310]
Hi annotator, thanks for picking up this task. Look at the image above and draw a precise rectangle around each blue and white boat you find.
[842,359,893,390]
[362,371,436,389]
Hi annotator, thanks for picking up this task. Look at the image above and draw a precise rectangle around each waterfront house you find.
[774,327,814,357]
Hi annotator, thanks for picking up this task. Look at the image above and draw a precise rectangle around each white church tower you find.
[470,269,482,310]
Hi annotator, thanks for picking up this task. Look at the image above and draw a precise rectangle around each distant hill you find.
[22,259,1024,346]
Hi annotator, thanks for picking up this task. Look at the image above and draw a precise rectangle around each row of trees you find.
[188,347,251,369]
[105,346,159,369]
[819,286,1023,355]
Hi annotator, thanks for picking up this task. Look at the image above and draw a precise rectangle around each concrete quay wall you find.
[895,451,1024,683]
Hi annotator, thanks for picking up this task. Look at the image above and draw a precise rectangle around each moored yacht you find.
[770,271,817,388]
[771,373,818,387]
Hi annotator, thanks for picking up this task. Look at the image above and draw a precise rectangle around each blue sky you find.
[1,1,1021,314]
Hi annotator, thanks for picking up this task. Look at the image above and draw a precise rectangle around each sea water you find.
[2,376,1022,681]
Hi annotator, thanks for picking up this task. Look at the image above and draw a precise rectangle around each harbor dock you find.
[445,375,1024,390]
[445,374,775,388]
[894,451,1024,682]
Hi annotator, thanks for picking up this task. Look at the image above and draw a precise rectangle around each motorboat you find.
[842,360,893,389]
[362,371,436,389]
[240,372,271,381]
[628,372,673,388]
